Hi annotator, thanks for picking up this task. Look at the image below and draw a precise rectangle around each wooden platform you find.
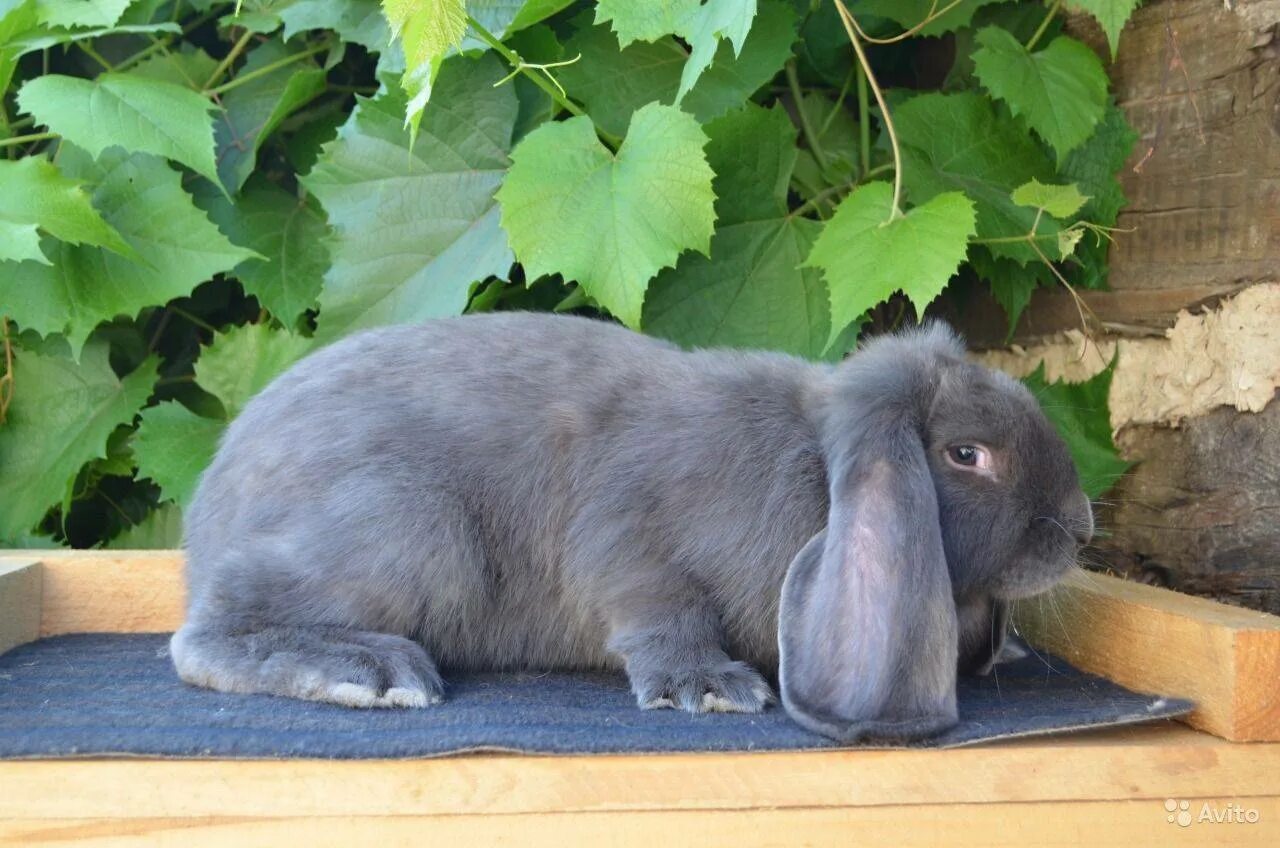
[1,551,1278,847]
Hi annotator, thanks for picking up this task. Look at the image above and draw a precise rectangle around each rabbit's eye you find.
[947,444,991,472]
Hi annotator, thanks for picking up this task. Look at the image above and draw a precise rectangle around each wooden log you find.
[1013,569,1280,741]
[1071,0,1280,294]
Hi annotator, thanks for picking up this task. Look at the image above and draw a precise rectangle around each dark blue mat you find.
[0,634,1192,758]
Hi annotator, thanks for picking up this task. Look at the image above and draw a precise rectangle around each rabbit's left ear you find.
[778,433,959,742]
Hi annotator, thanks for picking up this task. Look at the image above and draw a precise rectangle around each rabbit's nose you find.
[1069,494,1094,546]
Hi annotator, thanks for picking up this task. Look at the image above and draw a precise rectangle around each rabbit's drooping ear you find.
[779,327,964,742]
[779,447,959,742]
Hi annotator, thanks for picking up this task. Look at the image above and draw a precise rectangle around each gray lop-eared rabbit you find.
[173,313,1093,742]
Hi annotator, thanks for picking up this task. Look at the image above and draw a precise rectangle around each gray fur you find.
[172,313,1091,740]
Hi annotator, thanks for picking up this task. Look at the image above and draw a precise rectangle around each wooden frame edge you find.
[1013,569,1280,742]
[0,557,41,655]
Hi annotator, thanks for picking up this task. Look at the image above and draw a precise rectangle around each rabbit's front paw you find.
[631,659,776,714]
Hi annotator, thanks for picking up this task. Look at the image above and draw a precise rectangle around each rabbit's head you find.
[778,322,1093,742]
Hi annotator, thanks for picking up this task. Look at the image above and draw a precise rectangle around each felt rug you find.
[0,634,1192,758]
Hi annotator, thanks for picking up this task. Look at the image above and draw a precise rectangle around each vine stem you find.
[834,0,903,221]
[115,5,225,73]
[204,28,255,90]
[465,15,623,146]
[855,62,869,177]
[0,131,57,148]
[850,0,967,46]
[786,60,829,175]
[1026,0,1062,51]
[203,43,328,96]
[0,315,12,425]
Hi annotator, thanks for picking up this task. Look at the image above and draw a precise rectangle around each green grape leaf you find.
[497,101,716,328]
[5,22,179,58]
[17,73,221,186]
[0,342,157,540]
[302,54,516,342]
[895,91,1058,264]
[279,0,388,50]
[503,0,576,33]
[1011,179,1090,219]
[556,24,683,139]
[203,178,329,324]
[382,0,467,128]
[560,0,795,142]
[35,0,132,28]
[127,44,218,89]
[1061,103,1137,290]
[972,28,1109,160]
[645,104,829,358]
[0,151,258,352]
[133,401,224,508]
[1024,361,1131,499]
[0,157,132,264]
[0,220,43,263]
[1060,102,1136,227]
[680,0,797,123]
[969,245,1047,334]
[0,0,38,96]
[107,502,184,549]
[675,0,756,103]
[853,0,1004,37]
[804,183,976,349]
[195,323,312,419]
[215,38,326,194]
[1067,0,1141,58]
[594,0,699,45]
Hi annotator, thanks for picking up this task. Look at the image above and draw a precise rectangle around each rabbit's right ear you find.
[778,423,959,743]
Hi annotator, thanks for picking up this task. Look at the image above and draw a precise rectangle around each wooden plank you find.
[1013,569,1280,742]
[35,550,184,636]
[0,558,41,654]
[2,798,1278,848]
[0,725,1275,820]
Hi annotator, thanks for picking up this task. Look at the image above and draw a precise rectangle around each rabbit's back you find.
[183,313,828,671]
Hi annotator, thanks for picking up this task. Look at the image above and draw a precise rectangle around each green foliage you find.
[807,185,976,351]
[18,73,222,184]
[498,102,715,328]
[0,156,131,262]
[0,340,157,540]
[972,27,1108,160]
[1023,360,1132,500]
[1067,0,1142,58]
[0,0,1141,548]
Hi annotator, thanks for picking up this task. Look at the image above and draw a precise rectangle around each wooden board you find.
[0,724,1274,819]
[1013,568,1280,741]
[0,725,1276,846]
[0,558,40,655]
[31,550,184,636]
[3,797,1279,848]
